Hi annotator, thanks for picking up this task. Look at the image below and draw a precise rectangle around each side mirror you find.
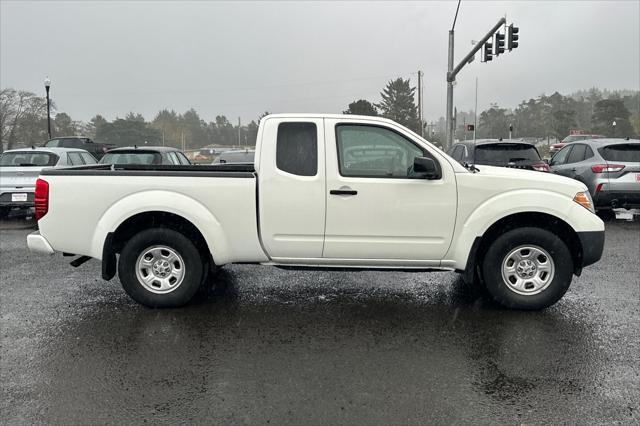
[414,156,440,179]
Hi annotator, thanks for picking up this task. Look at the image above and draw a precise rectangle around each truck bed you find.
[36,163,267,265]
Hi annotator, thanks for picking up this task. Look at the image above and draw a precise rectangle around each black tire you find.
[481,227,573,310]
[118,228,203,308]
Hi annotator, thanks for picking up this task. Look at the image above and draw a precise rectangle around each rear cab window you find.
[276,122,317,176]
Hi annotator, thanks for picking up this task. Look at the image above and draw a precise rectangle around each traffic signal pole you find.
[445,17,507,149]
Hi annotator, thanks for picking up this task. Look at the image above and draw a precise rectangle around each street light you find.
[44,76,52,140]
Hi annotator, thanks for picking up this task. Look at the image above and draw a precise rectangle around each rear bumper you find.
[0,191,35,207]
[27,231,55,255]
[578,230,605,268]
[594,190,640,210]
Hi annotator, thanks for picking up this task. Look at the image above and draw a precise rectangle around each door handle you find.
[570,168,577,172]
[330,189,357,196]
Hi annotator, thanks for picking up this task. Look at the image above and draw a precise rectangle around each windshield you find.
[474,144,540,164]
[99,152,160,165]
[0,151,59,167]
[598,144,640,162]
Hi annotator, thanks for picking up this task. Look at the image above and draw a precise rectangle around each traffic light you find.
[483,40,493,62]
[466,124,475,131]
[495,31,505,56]
[508,24,519,50]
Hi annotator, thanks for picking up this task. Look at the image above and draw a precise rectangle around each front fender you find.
[89,190,232,265]
[445,189,604,269]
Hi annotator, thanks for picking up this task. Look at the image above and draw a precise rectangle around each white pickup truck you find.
[27,114,605,310]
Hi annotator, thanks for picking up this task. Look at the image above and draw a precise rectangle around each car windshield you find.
[598,144,640,162]
[99,152,160,165]
[0,151,59,167]
[474,144,540,164]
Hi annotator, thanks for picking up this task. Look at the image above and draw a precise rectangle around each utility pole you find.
[238,117,241,148]
[446,15,507,149]
[417,70,423,137]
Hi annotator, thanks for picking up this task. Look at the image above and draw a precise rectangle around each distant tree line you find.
[446,89,639,143]
[1,83,638,154]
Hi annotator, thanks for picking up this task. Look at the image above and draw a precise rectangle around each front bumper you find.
[27,231,55,255]
[578,230,605,268]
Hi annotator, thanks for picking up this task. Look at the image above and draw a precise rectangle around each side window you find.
[550,145,572,166]
[566,144,587,164]
[584,145,594,160]
[336,124,425,178]
[81,153,97,164]
[177,152,190,165]
[67,152,85,165]
[167,152,180,165]
[452,145,465,161]
[276,122,317,176]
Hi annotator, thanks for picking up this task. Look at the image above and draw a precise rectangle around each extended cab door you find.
[257,117,326,261]
[322,119,457,265]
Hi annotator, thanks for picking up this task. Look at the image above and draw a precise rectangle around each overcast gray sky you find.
[1,0,639,124]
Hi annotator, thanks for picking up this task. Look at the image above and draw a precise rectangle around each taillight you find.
[532,162,550,172]
[34,178,49,220]
[595,183,603,193]
[591,164,625,173]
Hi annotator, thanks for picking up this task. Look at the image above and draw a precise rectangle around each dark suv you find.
[44,136,115,160]
[448,139,549,172]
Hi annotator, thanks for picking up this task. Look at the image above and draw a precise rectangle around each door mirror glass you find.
[414,156,440,179]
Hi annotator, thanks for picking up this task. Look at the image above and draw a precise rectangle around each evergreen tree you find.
[376,78,419,132]
[343,99,378,116]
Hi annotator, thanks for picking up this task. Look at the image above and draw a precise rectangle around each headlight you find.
[574,191,595,214]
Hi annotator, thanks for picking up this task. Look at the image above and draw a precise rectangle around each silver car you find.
[212,149,255,164]
[0,147,96,216]
[549,138,640,210]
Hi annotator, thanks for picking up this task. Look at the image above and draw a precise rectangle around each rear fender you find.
[89,190,232,265]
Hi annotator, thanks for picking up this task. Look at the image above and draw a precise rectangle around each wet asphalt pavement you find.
[1,219,639,424]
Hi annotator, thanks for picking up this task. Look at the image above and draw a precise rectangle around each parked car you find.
[0,147,96,216]
[448,139,549,172]
[43,136,115,160]
[549,134,605,155]
[212,149,255,164]
[549,138,640,211]
[99,146,191,165]
[27,114,604,311]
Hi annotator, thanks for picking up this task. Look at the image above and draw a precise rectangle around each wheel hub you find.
[152,259,171,277]
[516,259,537,278]
[135,245,186,294]
[501,245,555,296]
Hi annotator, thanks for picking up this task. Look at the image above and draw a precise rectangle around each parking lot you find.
[1,218,638,424]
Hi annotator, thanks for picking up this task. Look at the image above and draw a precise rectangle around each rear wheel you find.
[118,228,203,308]
[481,227,573,310]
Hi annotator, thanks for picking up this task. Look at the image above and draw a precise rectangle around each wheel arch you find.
[102,210,216,280]
[461,211,585,288]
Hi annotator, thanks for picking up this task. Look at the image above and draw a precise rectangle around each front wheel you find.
[118,228,203,308]
[481,227,573,310]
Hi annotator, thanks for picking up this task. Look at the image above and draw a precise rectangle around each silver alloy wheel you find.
[500,245,555,296]
[135,245,186,294]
